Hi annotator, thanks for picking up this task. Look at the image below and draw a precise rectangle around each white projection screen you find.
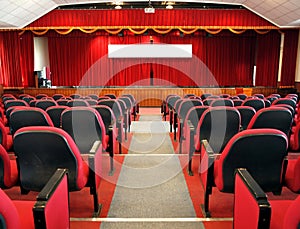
[108,44,192,58]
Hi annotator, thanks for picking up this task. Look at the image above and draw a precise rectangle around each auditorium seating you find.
[10,107,54,135]
[236,106,256,131]
[0,168,69,229]
[67,99,89,107]
[241,98,265,111]
[210,98,234,107]
[35,99,58,111]
[46,106,68,128]
[122,94,139,121]
[0,121,12,151]
[200,129,288,217]
[52,93,65,100]
[166,95,181,132]
[13,126,102,217]
[234,168,300,229]
[284,153,300,193]
[175,99,203,142]
[0,144,18,189]
[272,98,297,110]
[97,99,125,146]
[247,107,293,137]
[188,107,240,175]
[61,107,108,153]
[4,100,28,111]
[35,94,48,99]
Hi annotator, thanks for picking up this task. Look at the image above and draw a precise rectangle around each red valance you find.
[27,9,276,29]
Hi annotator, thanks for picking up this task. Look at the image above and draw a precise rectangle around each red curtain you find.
[0,31,34,87]
[47,30,261,87]
[255,30,281,87]
[0,32,22,87]
[19,32,34,87]
[280,29,299,86]
[29,9,274,28]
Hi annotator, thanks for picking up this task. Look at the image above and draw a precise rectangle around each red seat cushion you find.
[270,200,291,229]
[285,159,300,192]
[14,200,35,229]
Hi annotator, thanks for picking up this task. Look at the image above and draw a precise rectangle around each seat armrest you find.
[234,168,271,229]
[33,168,70,229]
[199,140,215,190]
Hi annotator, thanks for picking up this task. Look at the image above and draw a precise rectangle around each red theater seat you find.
[13,126,102,217]
[0,168,69,229]
[0,144,18,189]
[234,168,300,229]
[200,129,287,217]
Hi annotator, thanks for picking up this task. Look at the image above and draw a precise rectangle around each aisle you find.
[100,113,204,228]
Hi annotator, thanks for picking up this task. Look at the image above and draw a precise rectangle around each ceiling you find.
[0,0,299,29]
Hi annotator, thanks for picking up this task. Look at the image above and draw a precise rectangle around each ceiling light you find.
[115,5,122,9]
[166,4,173,9]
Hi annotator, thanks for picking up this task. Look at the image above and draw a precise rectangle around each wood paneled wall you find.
[12,87,278,106]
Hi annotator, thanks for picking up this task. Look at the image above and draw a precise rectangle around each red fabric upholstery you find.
[0,189,22,229]
[269,200,292,229]
[285,158,300,193]
[0,121,12,151]
[214,128,287,192]
[0,144,18,188]
[14,126,89,190]
[289,122,300,151]
[283,195,300,228]
[43,175,69,229]
[234,170,261,229]
[14,201,35,228]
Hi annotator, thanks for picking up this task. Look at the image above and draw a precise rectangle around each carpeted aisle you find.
[100,114,204,228]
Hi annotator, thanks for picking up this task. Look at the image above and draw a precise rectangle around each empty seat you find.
[61,107,108,153]
[35,94,48,99]
[210,98,234,107]
[52,93,65,100]
[0,144,18,189]
[237,94,247,100]
[234,168,300,229]
[0,168,69,229]
[66,99,89,107]
[10,107,54,135]
[46,105,68,128]
[247,107,293,137]
[4,100,28,111]
[35,100,58,111]
[284,152,300,192]
[241,98,265,111]
[13,126,102,217]
[200,129,288,217]
[0,121,12,151]
[189,107,240,175]
[236,106,256,131]
[105,94,116,99]
[273,98,297,110]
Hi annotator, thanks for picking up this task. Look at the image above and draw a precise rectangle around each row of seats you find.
[0,92,138,218]
[162,93,300,219]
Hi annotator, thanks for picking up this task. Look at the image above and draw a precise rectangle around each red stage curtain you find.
[29,9,274,28]
[255,30,281,87]
[280,29,299,86]
[0,31,34,87]
[47,30,261,87]
[19,32,34,87]
[0,32,23,87]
